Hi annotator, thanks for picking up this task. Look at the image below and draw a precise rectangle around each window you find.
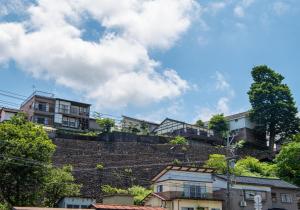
[80,205,88,209]
[183,185,207,198]
[156,185,163,193]
[69,118,76,127]
[235,119,238,122]
[271,193,277,202]
[280,193,292,203]
[60,104,70,113]
[245,190,267,201]
[62,117,69,126]
[66,205,79,209]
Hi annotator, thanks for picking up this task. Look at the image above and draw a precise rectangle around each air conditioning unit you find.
[240,201,247,207]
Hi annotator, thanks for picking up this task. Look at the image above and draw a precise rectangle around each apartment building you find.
[20,91,90,130]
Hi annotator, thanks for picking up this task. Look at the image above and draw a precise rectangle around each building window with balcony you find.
[280,193,292,203]
[70,106,79,115]
[34,102,49,112]
[59,104,70,114]
[183,185,207,198]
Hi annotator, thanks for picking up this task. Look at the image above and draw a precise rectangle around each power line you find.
[0,89,27,98]
[0,92,26,101]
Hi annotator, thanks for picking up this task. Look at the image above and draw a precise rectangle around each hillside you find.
[51,132,272,201]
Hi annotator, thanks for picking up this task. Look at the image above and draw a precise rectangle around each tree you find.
[0,114,81,207]
[234,156,276,178]
[275,139,300,186]
[204,154,276,177]
[42,165,81,207]
[0,113,56,206]
[208,114,229,138]
[204,154,227,174]
[96,118,115,133]
[248,65,300,151]
[195,119,204,127]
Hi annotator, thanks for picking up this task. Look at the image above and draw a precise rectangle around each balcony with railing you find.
[155,185,218,200]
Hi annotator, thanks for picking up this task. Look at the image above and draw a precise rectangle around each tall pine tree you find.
[248,65,300,151]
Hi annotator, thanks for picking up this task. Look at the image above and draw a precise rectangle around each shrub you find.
[169,136,188,145]
[172,159,182,165]
[96,163,104,170]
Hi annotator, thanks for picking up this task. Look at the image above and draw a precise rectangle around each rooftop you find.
[0,107,21,113]
[151,165,216,182]
[217,175,299,189]
[225,111,250,121]
[122,115,159,126]
[92,204,165,210]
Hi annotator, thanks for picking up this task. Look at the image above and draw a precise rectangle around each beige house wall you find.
[145,197,222,210]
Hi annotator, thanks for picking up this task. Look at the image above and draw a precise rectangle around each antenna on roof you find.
[32,85,36,92]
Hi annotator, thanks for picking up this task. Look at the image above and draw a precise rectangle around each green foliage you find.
[128,186,152,205]
[0,114,81,207]
[275,140,300,186]
[96,163,104,170]
[172,159,182,165]
[195,119,205,127]
[234,156,276,178]
[169,136,188,145]
[42,165,81,207]
[248,65,300,150]
[204,154,227,174]
[101,185,128,194]
[0,202,10,210]
[101,185,152,205]
[204,154,276,178]
[0,113,55,206]
[208,114,229,138]
[96,117,115,133]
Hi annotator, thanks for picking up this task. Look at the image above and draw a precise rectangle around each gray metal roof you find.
[217,175,299,189]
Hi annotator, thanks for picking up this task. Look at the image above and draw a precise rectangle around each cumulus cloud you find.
[0,0,198,108]
[194,71,235,121]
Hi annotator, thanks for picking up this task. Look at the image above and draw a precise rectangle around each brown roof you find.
[13,207,91,210]
[92,204,165,210]
[151,165,216,182]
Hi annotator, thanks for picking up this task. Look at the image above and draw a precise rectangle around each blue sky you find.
[0,0,299,123]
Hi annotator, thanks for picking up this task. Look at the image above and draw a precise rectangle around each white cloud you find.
[273,1,290,16]
[215,71,230,90]
[234,6,245,18]
[135,99,185,123]
[208,2,227,15]
[0,0,199,108]
[194,71,235,121]
[234,0,255,18]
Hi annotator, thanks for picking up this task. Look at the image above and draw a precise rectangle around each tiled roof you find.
[217,175,299,189]
[92,204,165,210]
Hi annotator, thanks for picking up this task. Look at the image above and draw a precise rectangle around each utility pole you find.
[225,134,237,210]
